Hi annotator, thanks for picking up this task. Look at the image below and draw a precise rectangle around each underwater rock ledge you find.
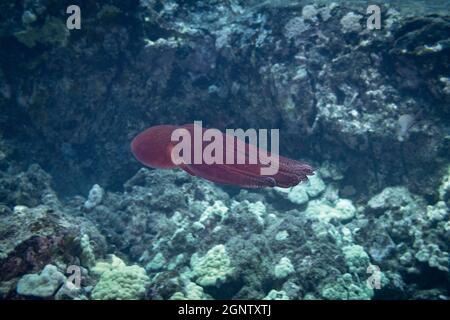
[0,1,449,199]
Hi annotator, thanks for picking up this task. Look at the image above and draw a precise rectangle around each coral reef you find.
[320,273,374,300]
[0,165,106,299]
[274,257,295,279]
[16,264,66,298]
[190,244,235,287]
[91,255,149,300]
[0,0,449,301]
[0,155,448,300]
[83,184,104,211]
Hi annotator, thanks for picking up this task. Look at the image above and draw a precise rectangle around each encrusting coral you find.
[91,255,149,300]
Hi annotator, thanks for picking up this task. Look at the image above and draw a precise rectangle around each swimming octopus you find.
[131,124,314,188]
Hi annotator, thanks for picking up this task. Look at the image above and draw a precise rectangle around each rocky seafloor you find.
[0,1,449,299]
